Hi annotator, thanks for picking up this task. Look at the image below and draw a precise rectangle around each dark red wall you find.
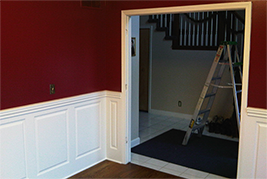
[1,1,266,110]
[1,1,107,109]
[104,0,267,109]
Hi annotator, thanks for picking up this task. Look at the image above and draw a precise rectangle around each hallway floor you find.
[131,111,239,179]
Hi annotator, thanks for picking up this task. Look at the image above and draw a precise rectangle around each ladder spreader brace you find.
[182,41,242,145]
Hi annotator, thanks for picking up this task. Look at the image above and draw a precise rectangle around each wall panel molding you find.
[110,100,118,149]
[0,119,27,179]
[237,107,267,178]
[0,91,108,119]
[105,91,124,163]
[75,102,101,159]
[247,107,267,119]
[0,91,114,178]
[35,110,69,175]
[254,122,267,178]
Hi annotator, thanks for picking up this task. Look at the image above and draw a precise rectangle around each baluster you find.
[188,13,191,46]
[214,11,217,46]
[192,13,195,46]
[216,12,220,46]
[202,12,205,46]
[204,12,208,46]
[169,14,172,37]
[162,14,165,28]
[209,12,213,47]
[160,14,163,28]
[184,15,187,46]
[196,13,200,46]
[180,15,183,46]
[165,14,167,28]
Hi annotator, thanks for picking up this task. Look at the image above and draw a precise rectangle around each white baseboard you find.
[149,109,192,120]
[131,137,140,148]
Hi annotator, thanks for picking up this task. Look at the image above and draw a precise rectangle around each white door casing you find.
[121,2,256,178]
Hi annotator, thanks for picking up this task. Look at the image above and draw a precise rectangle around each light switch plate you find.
[50,84,55,94]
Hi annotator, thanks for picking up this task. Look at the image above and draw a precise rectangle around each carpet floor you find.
[132,129,238,178]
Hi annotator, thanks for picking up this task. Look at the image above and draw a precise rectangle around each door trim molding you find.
[121,2,252,176]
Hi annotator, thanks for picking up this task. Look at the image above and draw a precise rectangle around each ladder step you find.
[210,83,233,88]
[205,93,216,98]
[198,109,211,115]
[182,42,242,145]
[228,83,242,86]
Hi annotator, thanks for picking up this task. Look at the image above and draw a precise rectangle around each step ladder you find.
[182,41,242,145]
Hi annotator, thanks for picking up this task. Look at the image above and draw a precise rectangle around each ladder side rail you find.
[182,124,194,145]
[199,60,228,122]
[197,63,227,136]
[227,45,240,131]
[182,45,224,145]
[183,42,241,145]
[207,43,232,101]
[193,45,224,119]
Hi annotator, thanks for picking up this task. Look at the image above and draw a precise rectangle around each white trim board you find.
[131,137,140,148]
[247,107,267,119]
[0,91,120,120]
[149,109,192,120]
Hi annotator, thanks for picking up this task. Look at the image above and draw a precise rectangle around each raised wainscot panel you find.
[255,122,267,178]
[105,91,123,163]
[34,110,69,175]
[0,119,27,179]
[75,102,101,159]
[110,100,118,150]
[0,91,109,178]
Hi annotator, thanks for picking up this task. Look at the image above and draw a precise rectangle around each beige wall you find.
[141,15,234,119]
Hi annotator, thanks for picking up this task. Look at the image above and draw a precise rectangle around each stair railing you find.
[148,14,175,40]
[148,11,244,57]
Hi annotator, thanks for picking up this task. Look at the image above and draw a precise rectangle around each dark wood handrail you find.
[148,11,244,52]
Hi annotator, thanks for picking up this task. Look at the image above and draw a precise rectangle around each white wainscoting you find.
[105,91,125,163]
[237,107,267,178]
[0,91,121,178]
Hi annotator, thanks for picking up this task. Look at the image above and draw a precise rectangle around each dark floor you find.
[69,160,182,178]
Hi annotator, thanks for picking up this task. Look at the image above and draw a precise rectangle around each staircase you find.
[148,11,244,58]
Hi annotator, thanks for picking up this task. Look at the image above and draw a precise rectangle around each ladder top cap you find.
[220,41,237,45]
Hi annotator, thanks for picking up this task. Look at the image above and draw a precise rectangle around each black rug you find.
[132,129,238,178]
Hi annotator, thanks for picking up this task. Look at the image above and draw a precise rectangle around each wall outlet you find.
[178,100,182,107]
[50,84,55,94]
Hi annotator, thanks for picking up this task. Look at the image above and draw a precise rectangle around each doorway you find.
[135,13,242,177]
[137,10,244,143]
[121,2,252,177]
